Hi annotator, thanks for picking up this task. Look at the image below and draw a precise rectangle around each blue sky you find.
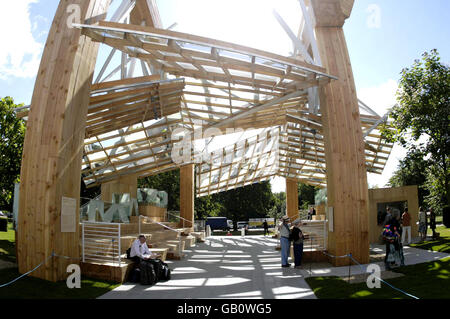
[0,0,448,190]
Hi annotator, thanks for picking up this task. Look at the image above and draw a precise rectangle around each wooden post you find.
[17,0,111,281]
[286,178,299,221]
[311,0,370,266]
[179,164,195,229]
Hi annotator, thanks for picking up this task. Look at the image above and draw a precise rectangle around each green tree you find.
[382,49,450,211]
[194,194,223,220]
[218,181,275,227]
[298,183,317,210]
[388,149,429,206]
[0,97,26,212]
[270,191,286,220]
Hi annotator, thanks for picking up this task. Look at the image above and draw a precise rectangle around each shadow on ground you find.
[100,236,316,299]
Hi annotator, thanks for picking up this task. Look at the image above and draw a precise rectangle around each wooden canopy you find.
[21,18,393,195]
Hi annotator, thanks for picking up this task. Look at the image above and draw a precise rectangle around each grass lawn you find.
[0,222,16,263]
[0,268,120,299]
[306,224,450,299]
[305,257,450,299]
[0,222,121,299]
[409,225,450,254]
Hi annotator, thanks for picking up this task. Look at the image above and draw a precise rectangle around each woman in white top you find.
[278,215,292,267]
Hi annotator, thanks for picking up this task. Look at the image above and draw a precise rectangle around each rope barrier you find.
[322,251,419,299]
[0,252,81,288]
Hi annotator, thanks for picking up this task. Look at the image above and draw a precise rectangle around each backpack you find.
[148,259,171,282]
[128,267,141,283]
[160,261,171,281]
[139,260,157,285]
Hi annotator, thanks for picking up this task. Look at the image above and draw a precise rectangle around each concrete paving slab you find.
[99,236,316,299]
[98,235,449,299]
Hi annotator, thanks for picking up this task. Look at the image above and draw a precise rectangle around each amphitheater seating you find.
[190,231,206,243]
[80,213,201,282]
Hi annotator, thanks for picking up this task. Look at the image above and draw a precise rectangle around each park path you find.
[99,235,317,299]
[99,235,449,299]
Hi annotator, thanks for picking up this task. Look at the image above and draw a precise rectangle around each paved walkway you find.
[99,235,449,299]
[99,236,316,299]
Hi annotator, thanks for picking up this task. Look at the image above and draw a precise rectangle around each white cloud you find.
[0,0,44,79]
[357,79,406,188]
[358,79,398,116]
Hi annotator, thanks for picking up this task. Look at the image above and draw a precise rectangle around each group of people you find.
[277,215,305,268]
[418,206,437,241]
[382,207,407,270]
[307,207,316,220]
[382,205,437,270]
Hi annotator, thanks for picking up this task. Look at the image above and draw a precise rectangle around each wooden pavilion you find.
[16,0,393,281]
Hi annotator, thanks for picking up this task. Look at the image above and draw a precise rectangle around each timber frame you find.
[17,0,395,280]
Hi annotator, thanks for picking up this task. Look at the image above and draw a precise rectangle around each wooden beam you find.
[312,0,369,266]
[17,0,111,282]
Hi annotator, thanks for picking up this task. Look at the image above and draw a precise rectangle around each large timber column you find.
[311,0,370,265]
[286,178,299,220]
[179,164,195,229]
[17,0,111,281]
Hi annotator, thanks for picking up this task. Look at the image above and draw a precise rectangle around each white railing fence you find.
[166,211,193,228]
[81,222,122,266]
[300,220,328,251]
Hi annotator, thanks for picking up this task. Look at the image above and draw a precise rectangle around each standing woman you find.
[291,219,305,269]
[277,215,292,267]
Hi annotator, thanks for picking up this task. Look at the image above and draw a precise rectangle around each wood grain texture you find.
[17,0,111,281]
[286,178,299,220]
[313,2,369,266]
[179,164,195,228]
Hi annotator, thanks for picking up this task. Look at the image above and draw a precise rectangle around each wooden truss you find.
[18,0,394,196]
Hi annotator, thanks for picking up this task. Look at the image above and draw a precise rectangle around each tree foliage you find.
[388,149,429,205]
[0,97,26,212]
[217,181,275,227]
[269,192,286,220]
[382,49,450,211]
[297,183,317,210]
[138,168,276,222]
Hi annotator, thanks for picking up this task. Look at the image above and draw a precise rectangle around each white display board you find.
[328,206,334,232]
[61,196,77,233]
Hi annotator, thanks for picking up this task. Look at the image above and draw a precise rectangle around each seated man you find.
[129,235,160,263]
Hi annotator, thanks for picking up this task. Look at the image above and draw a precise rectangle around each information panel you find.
[61,196,77,233]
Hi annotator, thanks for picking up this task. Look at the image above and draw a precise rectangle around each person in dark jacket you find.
[291,219,305,269]
[263,220,269,236]
[429,208,437,239]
